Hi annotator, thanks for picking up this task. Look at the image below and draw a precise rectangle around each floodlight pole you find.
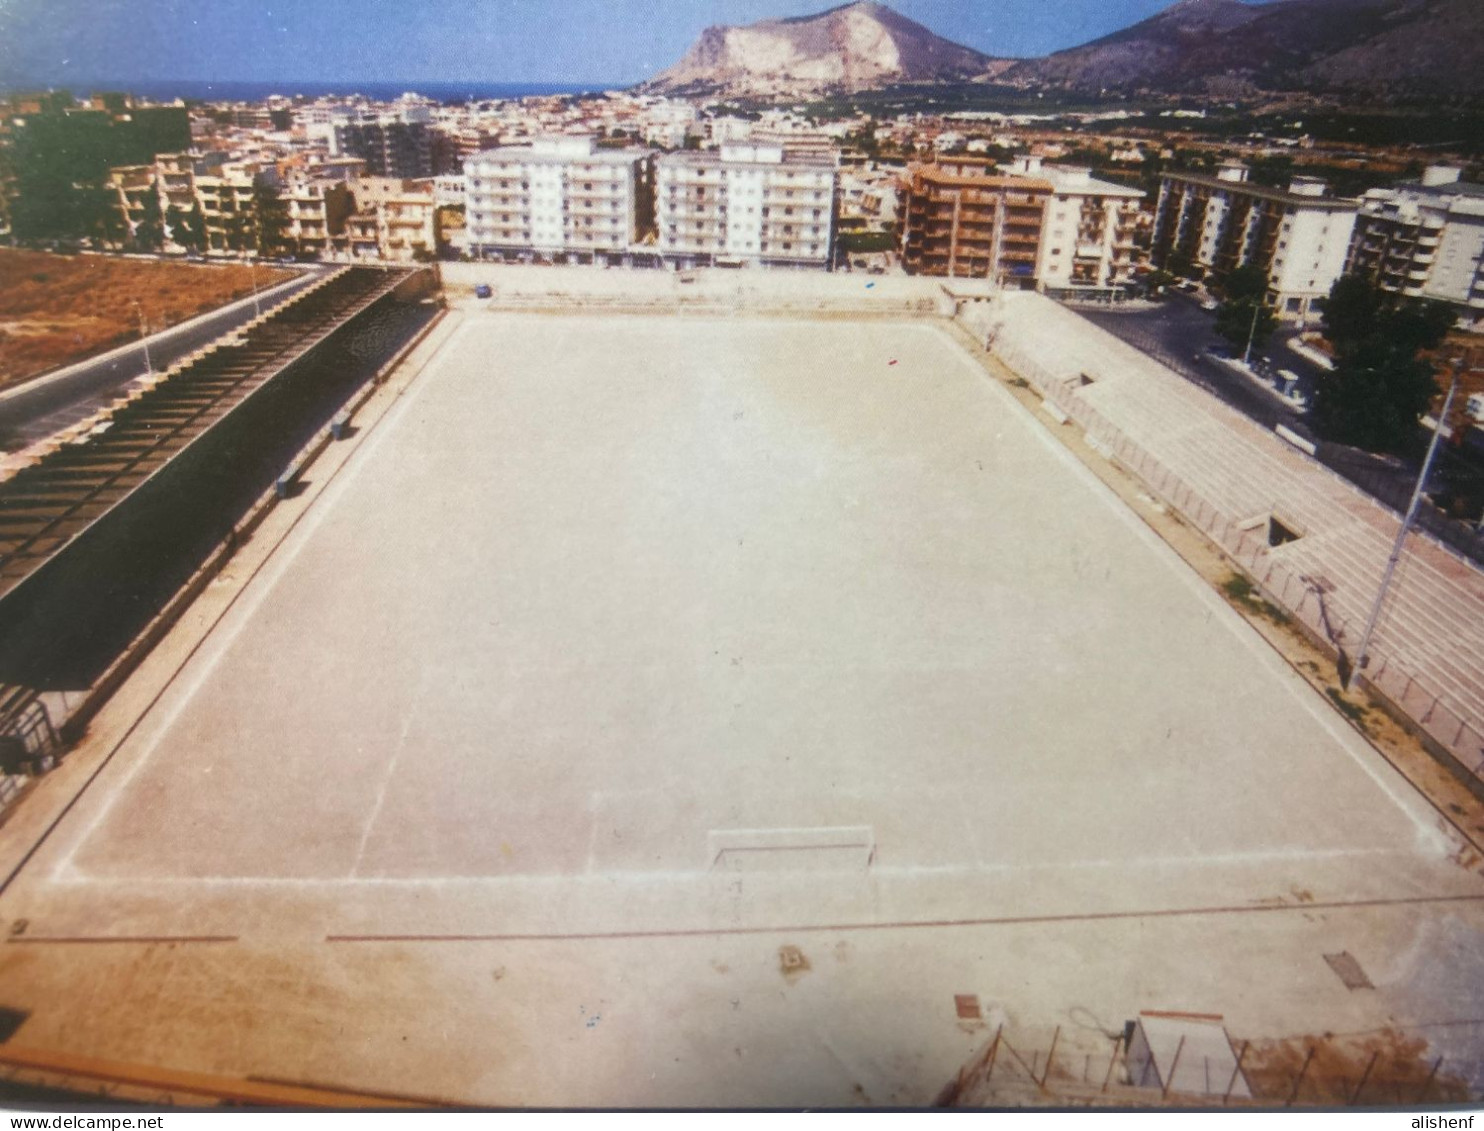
[1346,358,1464,690]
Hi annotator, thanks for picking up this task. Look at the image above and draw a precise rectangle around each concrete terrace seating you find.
[0,267,415,601]
[985,291,1484,781]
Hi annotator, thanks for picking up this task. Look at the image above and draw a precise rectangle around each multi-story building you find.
[899,162,1052,285]
[1004,157,1143,296]
[105,164,159,242]
[280,172,354,259]
[346,176,438,262]
[333,107,434,179]
[1152,161,1357,321]
[1347,165,1484,329]
[654,144,837,270]
[464,136,648,264]
[187,159,280,255]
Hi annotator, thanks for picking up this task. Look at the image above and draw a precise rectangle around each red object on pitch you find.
[889,359,898,366]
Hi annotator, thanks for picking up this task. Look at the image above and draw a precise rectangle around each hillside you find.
[641,1,1009,99]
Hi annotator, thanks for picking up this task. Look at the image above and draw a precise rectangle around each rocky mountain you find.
[639,1,1010,99]
[1005,0,1484,95]
[640,0,1483,102]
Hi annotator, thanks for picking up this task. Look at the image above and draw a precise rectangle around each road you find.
[1078,292,1325,433]
[0,265,330,452]
[1074,292,1484,565]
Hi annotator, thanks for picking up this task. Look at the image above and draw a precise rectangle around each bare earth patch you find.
[0,249,295,392]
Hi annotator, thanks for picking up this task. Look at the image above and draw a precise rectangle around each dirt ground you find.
[0,311,1480,1108]
[0,250,295,390]
[948,319,1484,865]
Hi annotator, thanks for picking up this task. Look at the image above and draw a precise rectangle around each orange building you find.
[900,160,1052,284]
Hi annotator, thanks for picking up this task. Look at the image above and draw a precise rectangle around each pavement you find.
[0,266,329,453]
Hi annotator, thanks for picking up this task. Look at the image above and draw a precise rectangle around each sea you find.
[3,79,620,105]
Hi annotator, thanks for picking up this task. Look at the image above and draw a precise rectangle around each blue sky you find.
[0,0,1265,87]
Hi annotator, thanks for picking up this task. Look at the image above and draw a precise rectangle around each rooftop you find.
[1162,169,1358,211]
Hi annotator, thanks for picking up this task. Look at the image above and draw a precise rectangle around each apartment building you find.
[346,176,438,262]
[1004,157,1143,296]
[194,160,276,254]
[1348,165,1484,329]
[280,172,354,259]
[333,107,434,179]
[464,136,648,264]
[1152,161,1357,321]
[654,144,837,270]
[899,163,1052,285]
[107,151,275,255]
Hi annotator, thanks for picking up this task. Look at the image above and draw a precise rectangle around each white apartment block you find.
[655,144,837,270]
[1008,156,1142,295]
[464,136,647,264]
[1153,161,1357,321]
[1348,165,1484,329]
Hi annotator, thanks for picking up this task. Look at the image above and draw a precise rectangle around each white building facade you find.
[1348,166,1484,329]
[464,136,648,264]
[654,144,837,270]
[1153,162,1357,321]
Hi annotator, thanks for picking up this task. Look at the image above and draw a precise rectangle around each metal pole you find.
[251,258,261,318]
[1347,359,1465,689]
[1224,1040,1250,1104]
[133,301,152,377]
[1350,1050,1379,1106]
[1287,1045,1317,1107]
[1041,1025,1061,1088]
[1162,1035,1186,1100]
[1242,301,1261,366]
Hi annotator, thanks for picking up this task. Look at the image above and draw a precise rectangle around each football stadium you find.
[0,268,1480,1107]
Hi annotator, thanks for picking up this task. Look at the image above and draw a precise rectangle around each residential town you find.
[2,86,1480,336]
[4,0,1484,1111]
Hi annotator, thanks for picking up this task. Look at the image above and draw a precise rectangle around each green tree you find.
[252,182,290,258]
[1321,273,1384,346]
[1215,297,1277,357]
[1219,263,1269,303]
[1213,266,1276,356]
[1310,275,1456,457]
[77,185,127,249]
[131,180,164,251]
[167,201,206,252]
[223,207,252,254]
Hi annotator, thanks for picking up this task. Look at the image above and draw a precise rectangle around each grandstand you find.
[983,292,1484,788]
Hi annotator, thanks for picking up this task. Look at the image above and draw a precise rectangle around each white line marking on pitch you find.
[52,318,473,885]
[935,323,1450,858]
[51,843,1423,887]
[349,667,434,879]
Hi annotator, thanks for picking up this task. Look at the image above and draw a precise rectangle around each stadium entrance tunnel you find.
[0,274,439,692]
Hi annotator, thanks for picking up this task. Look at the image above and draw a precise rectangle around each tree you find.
[131,180,164,251]
[1321,273,1383,346]
[1219,263,1269,303]
[1213,265,1276,356]
[77,185,127,249]
[223,207,252,254]
[167,201,206,252]
[1310,274,1456,457]
[1215,297,1277,357]
[252,182,290,258]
